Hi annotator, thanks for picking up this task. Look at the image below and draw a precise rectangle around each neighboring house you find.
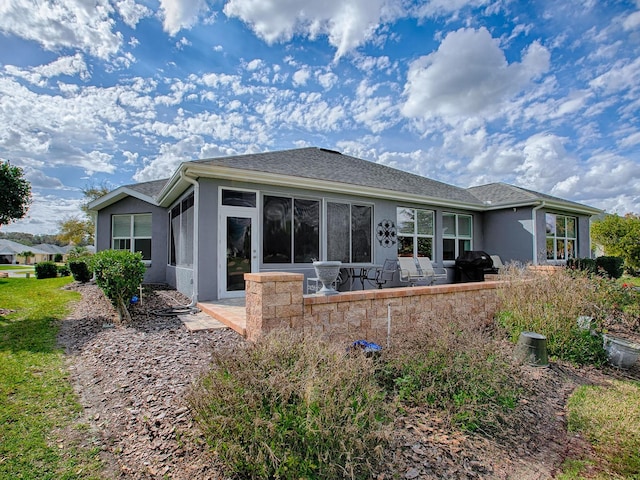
[0,239,50,264]
[33,243,71,262]
[89,147,602,302]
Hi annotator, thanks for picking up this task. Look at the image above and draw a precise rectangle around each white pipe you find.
[531,201,546,265]
[181,171,199,307]
[387,304,391,348]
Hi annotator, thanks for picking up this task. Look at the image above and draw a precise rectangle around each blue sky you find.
[1,0,639,234]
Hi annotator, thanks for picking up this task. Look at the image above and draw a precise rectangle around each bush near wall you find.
[35,261,58,279]
[68,260,91,283]
[567,256,624,279]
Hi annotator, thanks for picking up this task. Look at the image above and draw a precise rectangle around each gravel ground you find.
[57,282,639,479]
[58,283,242,479]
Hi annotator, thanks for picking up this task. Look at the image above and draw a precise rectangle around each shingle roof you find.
[0,239,49,255]
[467,182,597,211]
[126,178,169,200]
[191,147,484,205]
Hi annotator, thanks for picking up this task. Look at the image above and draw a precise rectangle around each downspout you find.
[180,171,199,307]
[531,201,546,265]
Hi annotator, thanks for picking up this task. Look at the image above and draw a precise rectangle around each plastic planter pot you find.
[602,334,640,369]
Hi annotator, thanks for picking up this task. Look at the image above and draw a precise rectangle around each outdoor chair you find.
[490,255,504,272]
[398,257,432,286]
[415,256,448,284]
[372,258,397,288]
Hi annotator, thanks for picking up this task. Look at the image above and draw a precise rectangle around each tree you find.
[0,160,31,228]
[20,250,34,265]
[56,182,110,245]
[57,216,93,245]
[591,213,640,272]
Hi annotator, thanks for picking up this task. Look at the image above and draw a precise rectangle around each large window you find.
[546,213,577,261]
[112,214,152,262]
[169,194,194,266]
[397,207,434,258]
[327,202,372,263]
[442,213,472,261]
[263,195,320,264]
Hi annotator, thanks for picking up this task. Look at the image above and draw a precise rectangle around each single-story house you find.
[89,147,602,302]
[0,239,50,264]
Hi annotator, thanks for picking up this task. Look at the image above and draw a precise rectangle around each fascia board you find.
[482,200,602,216]
[88,187,158,211]
[178,165,487,211]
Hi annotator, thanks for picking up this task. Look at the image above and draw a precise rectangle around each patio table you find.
[340,263,382,290]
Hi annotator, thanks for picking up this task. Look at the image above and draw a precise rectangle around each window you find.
[546,213,577,261]
[169,194,194,266]
[397,207,434,258]
[327,202,372,263]
[112,214,152,262]
[263,195,320,264]
[442,213,472,261]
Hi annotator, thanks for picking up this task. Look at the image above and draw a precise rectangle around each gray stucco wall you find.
[95,197,168,284]
[481,207,535,264]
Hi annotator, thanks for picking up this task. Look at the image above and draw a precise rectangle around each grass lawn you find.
[0,277,102,479]
[0,265,35,271]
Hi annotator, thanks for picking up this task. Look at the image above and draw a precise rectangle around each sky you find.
[1,0,639,235]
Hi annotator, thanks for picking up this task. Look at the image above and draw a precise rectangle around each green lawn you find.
[0,265,35,271]
[0,277,102,479]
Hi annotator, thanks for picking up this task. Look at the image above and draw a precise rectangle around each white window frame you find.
[546,213,577,262]
[112,213,152,264]
[442,213,473,262]
[396,207,435,258]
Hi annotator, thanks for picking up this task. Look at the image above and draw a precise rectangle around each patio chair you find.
[398,257,432,286]
[415,257,448,284]
[372,258,397,288]
[490,255,504,273]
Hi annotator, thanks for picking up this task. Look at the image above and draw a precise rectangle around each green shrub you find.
[377,315,522,432]
[34,261,58,279]
[189,330,389,480]
[57,264,71,277]
[54,253,63,262]
[566,257,597,275]
[68,260,92,283]
[91,250,145,322]
[497,267,608,365]
[596,256,624,279]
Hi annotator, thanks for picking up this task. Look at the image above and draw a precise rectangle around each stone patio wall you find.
[245,272,504,344]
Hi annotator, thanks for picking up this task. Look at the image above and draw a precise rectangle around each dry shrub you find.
[496,265,608,365]
[188,329,389,480]
[379,313,522,433]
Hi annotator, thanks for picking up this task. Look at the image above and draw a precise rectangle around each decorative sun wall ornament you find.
[376,219,397,247]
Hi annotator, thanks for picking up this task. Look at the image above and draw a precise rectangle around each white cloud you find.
[316,71,338,90]
[292,67,311,86]
[623,10,640,30]
[401,27,550,124]
[1,193,84,235]
[223,0,396,59]
[589,57,640,95]
[159,0,207,36]
[413,0,491,18]
[115,0,152,28]
[0,0,123,59]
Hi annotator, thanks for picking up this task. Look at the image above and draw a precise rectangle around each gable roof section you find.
[468,183,602,215]
[159,147,485,209]
[88,178,168,211]
[0,239,50,255]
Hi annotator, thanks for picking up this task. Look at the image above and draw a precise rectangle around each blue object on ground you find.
[130,296,139,304]
[351,339,382,353]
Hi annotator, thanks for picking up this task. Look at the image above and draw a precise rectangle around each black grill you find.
[454,251,495,283]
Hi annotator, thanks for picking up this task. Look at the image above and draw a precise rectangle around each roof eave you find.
[88,186,159,211]
[160,164,486,211]
[482,200,603,216]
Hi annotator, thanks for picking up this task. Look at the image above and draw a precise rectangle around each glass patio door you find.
[219,209,258,298]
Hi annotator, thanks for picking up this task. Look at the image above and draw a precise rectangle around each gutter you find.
[180,171,200,307]
[531,201,546,265]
